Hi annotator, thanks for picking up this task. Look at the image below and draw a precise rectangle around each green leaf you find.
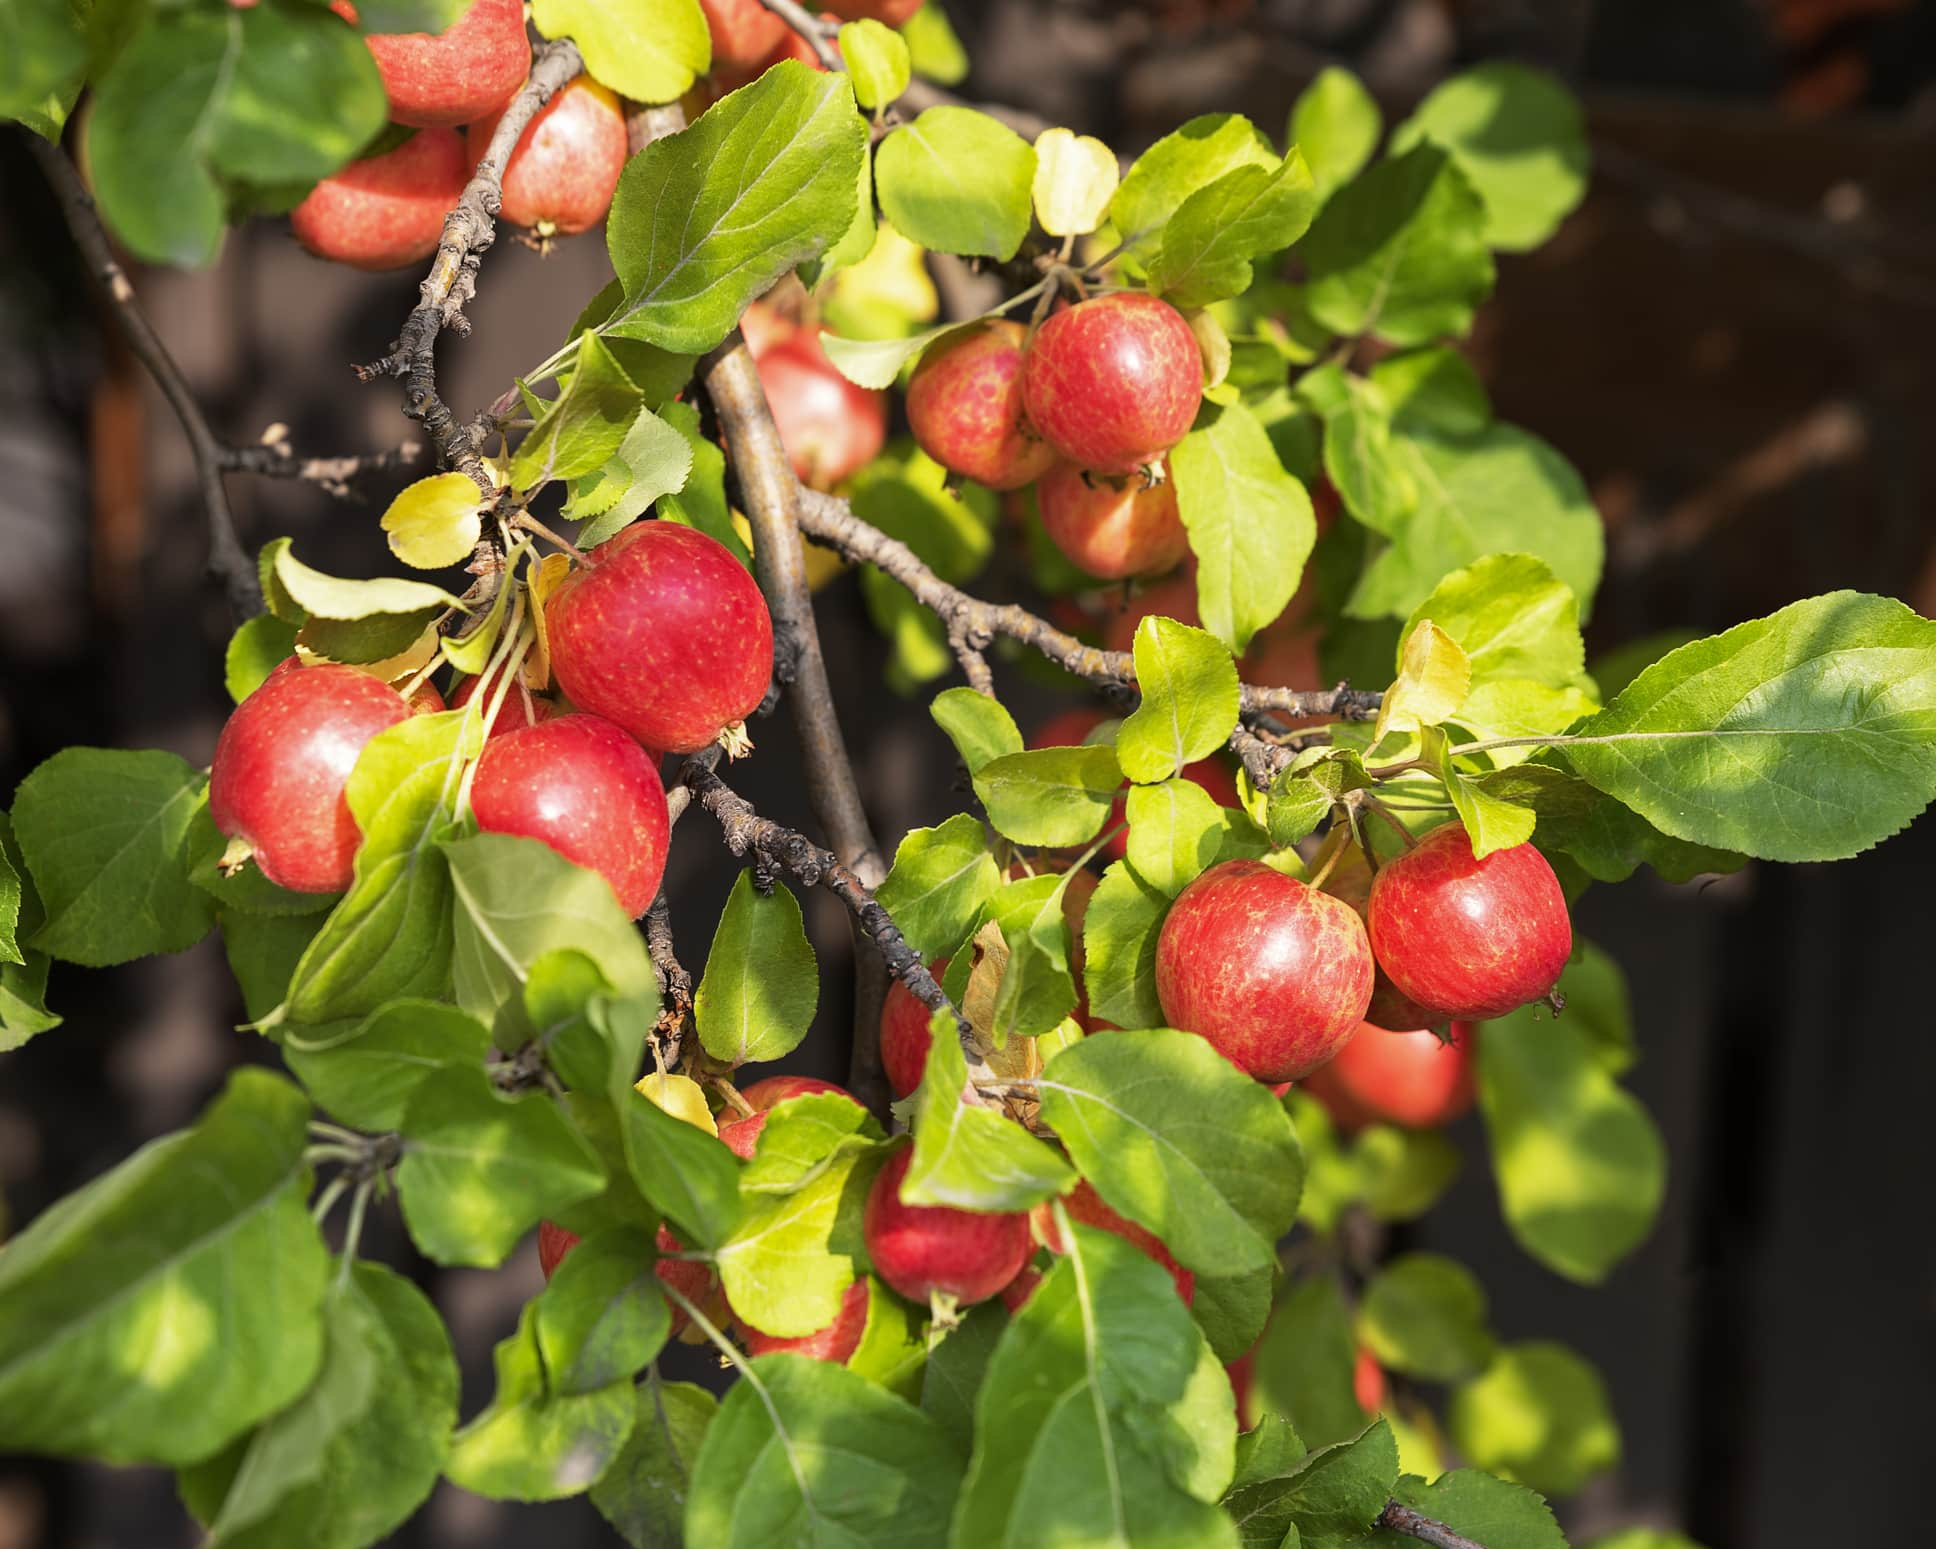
[273,711,479,1027]
[1224,1420,1399,1549]
[1366,1469,1566,1549]
[1373,619,1470,742]
[930,686,1023,773]
[980,873,1079,1045]
[973,745,1124,847]
[1119,617,1242,783]
[953,1226,1239,1547]
[1537,764,1746,884]
[1404,552,1587,694]
[920,1299,1005,1453]
[1478,1001,1664,1283]
[1448,1341,1620,1497]
[1112,113,1279,267]
[445,831,656,1023]
[1543,940,1635,1073]
[1289,68,1381,198]
[90,5,386,266]
[1355,1123,1463,1222]
[688,1353,966,1547]
[848,1275,929,1401]
[299,606,443,667]
[0,0,84,125]
[1392,63,1589,251]
[1579,1533,1705,1549]
[1125,778,1260,897]
[513,333,644,491]
[571,407,696,547]
[284,1000,492,1130]
[11,747,212,966]
[906,1020,1075,1210]
[396,1064,606,1268]
[1254,1274,1366,1449]
[691,870,819,1064]
[1037,1029,1304,1276]
[1561,591,1936,862]
[875,105,1036,260]
[1172,400,1317,653]
[0,1069,327,1464]
[220,911,326,1027]
[822,320,964,392]
[1356,1254,1494,1381]
[738,1093,886,1197]
[840,18,911,110]
[0,816,57,1048]
[1304,144,1495,347]
[179,1262,457,1549]
[903,1,967,84]
[381,471,489,570]
[714,1146,878,1338]
[1309,367,1415,538]
[1446,768,1537,858]
[1192,1262,1277,1364]
[1370,346,1492,435]
[653,399,745,562]
[1150,151,1320,309]
[1081,858,1169,1029]
[225,614,299,703]
[606,62,866,353]
[272,543,464,622]
[591,1378,716,1549]
[875,813,1000,962]
[531,0,710,105]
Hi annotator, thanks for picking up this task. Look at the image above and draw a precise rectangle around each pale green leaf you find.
[1150,151,1320,309]
[1119,616,1242,783]
[714,1147,877,1338]
[1081,859,1169,1029]
[1447,1342,1620,1498]
[513,333,644,491]
[532,0,710,105]
[572,407,697,547]
[1289,68,1381,198]
[380,472,488,570]
[272,544,464,622]
[1356,1254,1494,1381]
[973,745,1124,847]
[840,18,910,111]
[930,686,1024,774]
[1112,113,1279,267]
[876,105,1036,260]
[905,1017,1075,1211]
[875,813,1000,962]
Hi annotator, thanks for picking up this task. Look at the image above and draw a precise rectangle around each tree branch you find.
[643,889,693,1067]
[26,131,261,621]
[354,39,585,490]
[757,0,844,72]
[218,426,422,499]
[1374,1501,1488,1549]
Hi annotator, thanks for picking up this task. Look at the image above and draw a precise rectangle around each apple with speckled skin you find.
[1156,858,1374,1082]
[546,522,775,754]
[291,127,469,272]
[700,0,789,69]
[754,326,886,489]
[467,76,626,238]
[907,321,1057,491]
[1022,294,1202,476]
[738,1277,870,1362]
[1368,825,1571,1020]
[1301,1019,1477,1131]
[211,663,411,893]
[1032,1181,1195,1305]
[1321,844,1447,1033]
[334,0,529,129]
[879,958,949,1100]
[469,715,670,918]
[451,666,557,739]
[1037,459,1188,580]
[740,1075,859,1111]
[864,1146,1032,1306]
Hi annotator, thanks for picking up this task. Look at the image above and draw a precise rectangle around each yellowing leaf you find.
[1188,308,1231,392]
[826,221,937,327]
[380,472,490,571]
[1032,128,1119,238]
[634,1073,718,1138]
[524,553,572,690]
[1374,619,1471,742]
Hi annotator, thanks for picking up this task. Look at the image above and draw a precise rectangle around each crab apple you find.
[1032,1181,1195,1305]
[1368,825,1572,1021]
[716,1110,766,1159]
[211,663,411,893]
[337,0,530,129]
[906,321,1057,491]
[1301,1020,1477,1132]
[756,328,887,489]
[1037,460,1189,580]
[740,1075,858,1111]
[999,1263,1043,1314]
[880,959,948,1100]
[546,521,775,754]
[290,126,468,271]
[406,680,448,716]
[537,1219,578,1279]
[1320,845,1447,1033]
[864,1146,1033,1306]
[699,0,788,69]
[467,76,626,238]
[468,714,670,918]
[451,667,557,739]
[1226,1349,1260,1429]
[840,0,923,23]
[1021,294,1203,476]
[1156,859,1374,1082]
[739,1277,870,1362]
[1355,1347,1387,1413]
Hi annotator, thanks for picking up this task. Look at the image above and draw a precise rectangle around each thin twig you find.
[354,39,585,490]
[643,890,694,1065]
[219,426,423,499]
[1374,1501,1488,1549]
[26,132,261,620]
[757,0,844,71]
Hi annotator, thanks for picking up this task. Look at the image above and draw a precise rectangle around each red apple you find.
[1226,1348,1260,1429]
[880,957,948,1100]
[840,0,922,24]
[211,662,411,893]
[756,328,887,489]
[290,127,468,272]
[1031,1180,1195,1305]
[863,1146,1032,1306]
[338,0,530,130]
[1355,1346,1386,1413]
[906,321,1058,491]
[406,680,448,716]
[1022,294,1202,476]
[701,0,789,69]
[546,521,775,754]
[1367,826,1572,1021]
[1037,460,1189,580]
[468,714,670,918]
[739,1075,858,1111]
[1156,858,1374,1082]
[998,1262,1043,1314]
[1321,846,1448,1033]
[467,76,626,238]
[716,1110,766,1158]
[451,666,558,739]
[738,1277,870,1362]
[1301,1020,1477,1131]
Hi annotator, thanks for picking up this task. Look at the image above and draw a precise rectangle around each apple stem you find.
[1362,796,1420,853]
[512,511,587,564]
[1306,826,1351,891]
[713,1079,758,1120]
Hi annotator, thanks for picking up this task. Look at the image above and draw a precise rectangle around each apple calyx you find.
[217,834,256,878]
[717,720,755,760]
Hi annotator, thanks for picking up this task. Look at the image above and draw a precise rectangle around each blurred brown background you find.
[2,1,1934,1545]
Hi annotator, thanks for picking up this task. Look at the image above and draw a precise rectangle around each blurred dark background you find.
[2,1,1933,1545]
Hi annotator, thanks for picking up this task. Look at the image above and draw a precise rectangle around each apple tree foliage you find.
[4,5,1935,1548]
